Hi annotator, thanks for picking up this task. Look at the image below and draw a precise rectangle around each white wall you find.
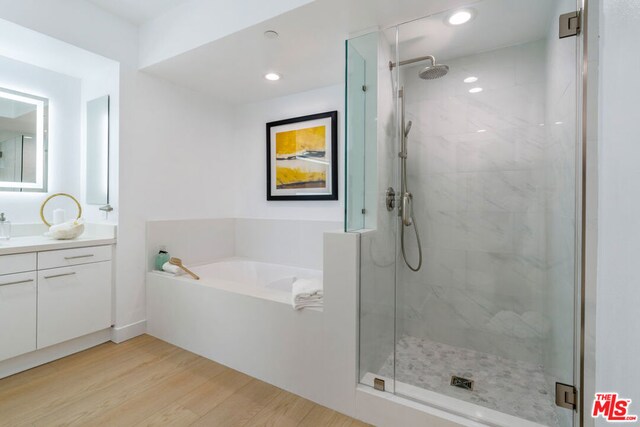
[116,75,236,326]
[0,54,81,223]
[596,0,640,416]
[233,84,344,221]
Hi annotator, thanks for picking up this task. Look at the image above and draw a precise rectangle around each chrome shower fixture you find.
[389,55,448,272]
[398,87,422,272]
[389,55,450,80]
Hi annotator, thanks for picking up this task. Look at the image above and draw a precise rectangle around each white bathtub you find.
[159,258,322,305]
[194,259,321,291]
[146,256,330,408]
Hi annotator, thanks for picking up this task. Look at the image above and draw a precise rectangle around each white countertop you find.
[0,223,117,255]
[0,235,116,256]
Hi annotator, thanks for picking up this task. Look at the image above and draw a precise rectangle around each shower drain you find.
[450,375,474,391]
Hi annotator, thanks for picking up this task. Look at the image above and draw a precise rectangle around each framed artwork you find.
[266,111,338,201]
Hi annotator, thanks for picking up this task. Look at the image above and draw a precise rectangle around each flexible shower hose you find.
[401,212,423,272]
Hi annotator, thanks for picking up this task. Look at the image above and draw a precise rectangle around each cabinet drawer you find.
[38,245,112,270]
[0,253,37,276]
[0,271,37,362]
[38,261,112,349]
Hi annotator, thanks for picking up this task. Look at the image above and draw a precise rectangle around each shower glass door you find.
[350,0,583,426]
[392,1,581,426]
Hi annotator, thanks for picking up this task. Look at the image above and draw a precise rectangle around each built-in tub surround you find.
[146,218,342,273]
[146,223,342,418]
[145,217,336,312]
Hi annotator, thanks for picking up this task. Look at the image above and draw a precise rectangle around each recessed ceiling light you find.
[464,76,478,83]
[264,30,279,39]
[448,9,474,26]
[555,121,563,125]
[469,87,483,93]
[539,123,545,126]
[265,73,281,81]
[477,129,487,133]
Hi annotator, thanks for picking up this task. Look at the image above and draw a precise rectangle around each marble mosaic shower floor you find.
[378,336,560,427]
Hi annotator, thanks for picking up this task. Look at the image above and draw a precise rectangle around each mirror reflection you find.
[86,95,110,205]
[0,88,47,191]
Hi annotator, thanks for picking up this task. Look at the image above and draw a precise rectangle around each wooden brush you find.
[169,257,200,280]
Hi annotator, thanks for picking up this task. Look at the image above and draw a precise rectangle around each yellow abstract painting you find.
[275,126,326,157]
[275,125,328,189]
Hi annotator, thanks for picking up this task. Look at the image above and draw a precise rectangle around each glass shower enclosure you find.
[346,1,584,426]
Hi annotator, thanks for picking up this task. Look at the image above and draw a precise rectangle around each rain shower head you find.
[419,63,449,80]
[390,55,449,80]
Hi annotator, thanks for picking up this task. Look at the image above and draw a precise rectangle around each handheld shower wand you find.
[404,120,412,138]
[399,88,422,272]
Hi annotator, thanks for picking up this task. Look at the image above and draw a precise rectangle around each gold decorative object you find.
[40,193,82,227]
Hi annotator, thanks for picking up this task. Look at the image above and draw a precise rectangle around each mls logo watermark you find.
[592,393,638,422]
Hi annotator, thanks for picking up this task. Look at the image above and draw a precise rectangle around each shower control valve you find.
[386,187,396,212]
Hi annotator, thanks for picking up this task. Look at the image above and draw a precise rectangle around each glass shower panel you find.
[348,29,399,391]
[392,1,580,426]
[345,39,367,232]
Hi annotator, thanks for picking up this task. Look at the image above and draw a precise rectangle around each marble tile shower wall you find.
[397,40,550,365]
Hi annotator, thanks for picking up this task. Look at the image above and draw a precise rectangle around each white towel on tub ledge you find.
[292,278,323,310]
[162,262,184,275]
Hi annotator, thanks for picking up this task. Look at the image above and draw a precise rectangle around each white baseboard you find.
[0,329,111,380]
[110,320,147,343]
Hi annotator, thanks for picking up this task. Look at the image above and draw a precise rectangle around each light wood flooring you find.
[0,335,371,427]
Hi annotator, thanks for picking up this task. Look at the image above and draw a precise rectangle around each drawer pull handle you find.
[64,254,94,260]
[0,279,35,287]
[44,272,77,280]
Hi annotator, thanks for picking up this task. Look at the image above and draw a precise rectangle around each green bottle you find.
[155,248,170,271]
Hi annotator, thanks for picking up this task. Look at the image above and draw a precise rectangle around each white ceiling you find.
[397,0,554,63]
[141,0,557,105]
[87,0,188,25]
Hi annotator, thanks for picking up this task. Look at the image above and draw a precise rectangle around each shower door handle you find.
[401,192,413,226]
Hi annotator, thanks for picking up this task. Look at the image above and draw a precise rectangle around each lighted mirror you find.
[0,87,48,192]
[86,95,109,205]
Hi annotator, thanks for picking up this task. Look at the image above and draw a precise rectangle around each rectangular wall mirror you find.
[0,87,48,192]
[86,95,110,205]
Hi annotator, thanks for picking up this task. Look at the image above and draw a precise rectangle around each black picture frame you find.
[266,111,338,201]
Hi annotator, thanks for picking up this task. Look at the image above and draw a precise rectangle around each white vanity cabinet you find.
[0,271,37,361]
[37,246,113,349]
[0,244,113,363]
